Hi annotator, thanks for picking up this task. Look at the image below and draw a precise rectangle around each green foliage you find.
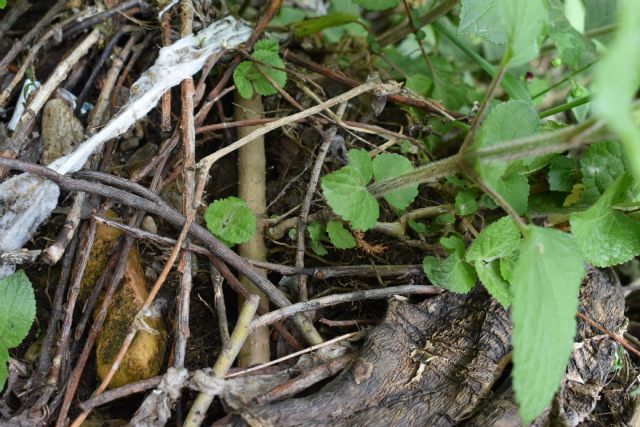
[454,190,477,216]
[458,0,506,45]
[511,226,584,424]
[326,220,356,249]
[570,175,640,267]
[204,197,256,246]
[548,156,580,192]
[580,141,626,204]
[474,260,511,308]
[0,0,5,9]
[473,100,539,214]
[594,0,640,184]
[321,149,419,231]
[321,149,378,231]
[423,255,476,294]
[547,0,594,69]
[466,216,520,263]
[353,0,398,11]
[497,0,547,66]
[372,153,418,211]
[233,39,287,99]
[307,222,329,256]
[293,13,361,38]
[0,271,36,390]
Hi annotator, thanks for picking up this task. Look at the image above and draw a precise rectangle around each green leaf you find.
[408,219,426,234]
[511,226,585,423]
[497,0,547,67]
[346,149,373,185]
[326,220,356,249]
[493,174,530,215]
[0,270,36,390]
[353,0,398,11]
[548,156,580,192]
[570,174,640,267]
[580,141,626,204]
[232,40,287,99]
[321,152,379,232]
[547,0,595,69]
[466,216,521,263]
[293,13,360,38]
[475,100,540,176]
[440,235,466,257]
[251,49,287,96]
[204,197,257,246]
[233,62,256,99]
[372,152,418,211]
[474,101,538,214]
[583,0,617,32]
[594,0,640,184]
[308,222,329,256]
[405,74,433,98]
[458,0,507,45]
[0,0,6,9]
[455,190,478,216]
[475,260,511,308]
[423,253,477,294]
[271,6,307,26]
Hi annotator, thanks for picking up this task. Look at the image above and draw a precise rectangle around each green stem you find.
[367,117,604,197]
[531,61,597,99]
[539,94,593,118]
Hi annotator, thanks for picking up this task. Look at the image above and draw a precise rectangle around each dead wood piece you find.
[222,267,624,426]
[468,267,625,427]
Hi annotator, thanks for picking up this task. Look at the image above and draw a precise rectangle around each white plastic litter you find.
[0,16,252,261]
[8,79,40,131]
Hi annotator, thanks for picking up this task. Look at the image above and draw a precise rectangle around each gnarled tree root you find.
[222,267,625,426]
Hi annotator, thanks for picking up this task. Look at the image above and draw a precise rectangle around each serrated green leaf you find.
[458,0,507,45]
[497,0,547,67]
[0,270,36,390]
[423,253,476,294]
[455,190,478,216]
[475,260,511,308]
[326,220,356,249]
[204,197,257,246]
[466,216,521,263]
[594,0,640,184]
[512,226,585,423]
[233,62,256,99]
[0,271,35,350]
[347,149,373,185]
[548,156,580,192]
[353,0,398,11]
[321,168,379,231]
[293,13,360,38]
[252,49,287,96]
[254,39,280,53]
[570,174,640,267]
[580,141,626,204]
[474,101,538,215]
[372,152,418,211]
[307,222,328,256]
[474,100,539,176]
[440,235,465,257]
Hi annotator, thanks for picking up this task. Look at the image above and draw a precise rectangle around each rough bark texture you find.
[221,267,625,426]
